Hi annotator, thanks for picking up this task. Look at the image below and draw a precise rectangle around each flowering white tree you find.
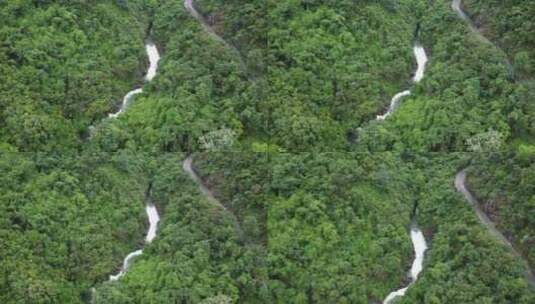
[198,128,236,151]
[200,295,232,304]
[466,129,505,152]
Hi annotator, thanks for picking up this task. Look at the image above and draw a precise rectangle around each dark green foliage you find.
[463,0,535,79]
[1,0,535,303]
[400,154,534,303]
[0,153,150,303]
[467,152,535,269]
[0,0,149,152]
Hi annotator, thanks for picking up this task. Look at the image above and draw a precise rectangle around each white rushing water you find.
[376,90,411,121]
[377,44,428,121]
[383,226,428,303]
[107,42,161,282]
[145,204,160,243]
[109,250,143,281]
[144,43,160,82]
[412,45,428,83]
[108,88,143,119]
[109,203,160,281]
[108,42,160,119]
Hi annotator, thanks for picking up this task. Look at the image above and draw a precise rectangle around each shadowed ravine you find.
[183,156,244,239]
[451,0,533,288]
[181,0,249,241]
[184,0,249,75]
[455,170,535,288]
[451,0,513,75]
[89,2,530,303]
[451,0,491,45]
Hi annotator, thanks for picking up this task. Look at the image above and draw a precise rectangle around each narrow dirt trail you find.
[184,0,249,76]
[451,0,514,75]
[183,156,245,239]
[455,169,535,288]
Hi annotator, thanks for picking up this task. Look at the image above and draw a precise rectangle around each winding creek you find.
[377,44,428,121]
[105,0,243,282]
[381,44,429,303]
[379,7,529,299]
[382,3,533,297]
[106,41,161,281]
[108,42,160,119]
[384,226,428,304]
[106,0,241,284]
[96,0,533,300]
[109,203,160,281]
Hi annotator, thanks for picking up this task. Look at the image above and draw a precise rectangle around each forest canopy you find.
[0,0,534,303]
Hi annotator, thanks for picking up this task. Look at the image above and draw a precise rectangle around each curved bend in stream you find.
[108,42,160,119]
[377,44,428,120]
[381,44,429,303]
[383,226,428,303]
[109,204,160,281]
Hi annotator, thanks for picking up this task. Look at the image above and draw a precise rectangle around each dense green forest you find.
[466,152,535,270]
[460,0,535,145]
[0,153,150,302]
[0,0,149,152]
[463,0,535,80]
[1,0,534,303]
[402,153,533,303]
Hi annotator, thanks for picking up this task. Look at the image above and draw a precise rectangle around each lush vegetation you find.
[1,0,534,303]
[90,0,258,153]
[264,0,420,151]
[0,0,149,152]
[93,152,416,303]
[463,0,535,79]
[0,153,149,303]
[466,152,535,270]
[357,0,520,152]
[402,153,534,303]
